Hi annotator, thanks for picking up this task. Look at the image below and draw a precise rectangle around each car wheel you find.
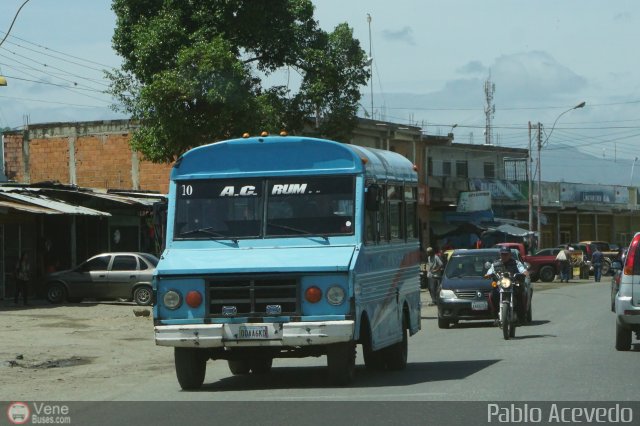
[611,288,616,312]
[539,266,555,283]
[437,317,450,329]
[174,347,207,390]
[133,286,153,306]
[46,283,67,304]
[615,323,632,351]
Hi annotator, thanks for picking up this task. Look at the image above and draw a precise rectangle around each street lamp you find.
[366,13,373,119]
[536,101,586,241]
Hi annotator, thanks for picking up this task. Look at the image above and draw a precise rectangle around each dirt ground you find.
[0,299,174,401]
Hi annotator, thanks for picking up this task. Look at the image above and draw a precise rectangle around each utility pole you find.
[528,122,533,232]
[536,122,542,240]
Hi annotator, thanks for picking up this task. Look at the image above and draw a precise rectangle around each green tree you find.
[108,0,370,162]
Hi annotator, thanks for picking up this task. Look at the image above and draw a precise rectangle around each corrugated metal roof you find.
[0,199,60,214]
[85,191,164,206]
[0,192,111,216]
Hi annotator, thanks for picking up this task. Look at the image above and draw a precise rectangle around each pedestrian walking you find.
[556,246,571,283]
[592,247,604,282]
[14,251,30,305]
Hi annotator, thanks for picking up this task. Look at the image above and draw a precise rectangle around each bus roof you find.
[172,136,417,183]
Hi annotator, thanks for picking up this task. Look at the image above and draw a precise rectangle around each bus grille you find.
[455,290,491,300]
[208,277,299,317]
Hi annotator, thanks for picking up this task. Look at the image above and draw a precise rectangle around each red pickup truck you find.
[495,242,559,282]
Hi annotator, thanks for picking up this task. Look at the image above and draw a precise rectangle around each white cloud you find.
[381,26,415,46]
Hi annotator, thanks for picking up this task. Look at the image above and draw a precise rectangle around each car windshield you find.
[174,176,355,240]
[445,253,498,278]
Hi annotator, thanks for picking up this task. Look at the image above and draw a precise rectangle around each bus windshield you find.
[174,176,355,240]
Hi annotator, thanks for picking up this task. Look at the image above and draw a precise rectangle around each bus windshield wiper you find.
[179,227,239,244]
[266,222,328,241]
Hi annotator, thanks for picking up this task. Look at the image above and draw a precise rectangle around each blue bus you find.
[153,134,422,389]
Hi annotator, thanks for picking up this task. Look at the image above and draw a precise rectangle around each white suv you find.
[614,232,640,350]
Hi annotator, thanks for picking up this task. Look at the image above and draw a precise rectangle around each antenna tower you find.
[484,75,495,145]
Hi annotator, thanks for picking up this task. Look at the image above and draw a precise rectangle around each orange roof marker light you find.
[279,130,288,136]
[260,131,269,137]
[360,157,369,165]
[413,164,419,172]
[242,133,250,138]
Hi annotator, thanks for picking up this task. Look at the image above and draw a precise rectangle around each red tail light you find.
[623,236,639,275]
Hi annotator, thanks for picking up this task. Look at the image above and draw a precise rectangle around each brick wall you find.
[3,122,172,193]
[29,137,70,184]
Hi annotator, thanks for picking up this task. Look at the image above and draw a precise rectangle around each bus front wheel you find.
[327,341,356,385]
[175,347,207,390]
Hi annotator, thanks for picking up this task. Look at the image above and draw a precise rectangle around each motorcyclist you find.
[486,246,529,324]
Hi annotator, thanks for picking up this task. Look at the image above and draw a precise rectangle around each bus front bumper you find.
[154,320,355,348]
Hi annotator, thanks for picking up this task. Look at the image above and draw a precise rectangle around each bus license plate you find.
[238,325,269,339]
[471,301,488,311]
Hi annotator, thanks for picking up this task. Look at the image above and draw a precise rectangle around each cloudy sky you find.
[1,0,639,184]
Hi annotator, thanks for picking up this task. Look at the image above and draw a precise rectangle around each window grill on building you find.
[503,157,527,181]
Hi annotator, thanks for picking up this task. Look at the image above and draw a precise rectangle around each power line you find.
[0,30,117,70]
[0,94,115,108]
[0,0,31,48]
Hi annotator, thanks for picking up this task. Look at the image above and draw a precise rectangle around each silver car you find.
[46,252,158,306]
[614,234,640,350]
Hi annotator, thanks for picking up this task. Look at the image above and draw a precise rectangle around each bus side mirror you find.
[365,185,380,211]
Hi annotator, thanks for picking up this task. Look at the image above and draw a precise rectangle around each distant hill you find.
[539,143,637,187]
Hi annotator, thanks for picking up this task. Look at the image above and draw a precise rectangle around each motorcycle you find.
[489,262,526,340]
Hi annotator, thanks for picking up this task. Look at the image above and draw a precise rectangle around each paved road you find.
[115,278,638,401]
[3,277,639,425]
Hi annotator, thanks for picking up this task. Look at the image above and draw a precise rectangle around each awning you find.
[430,222,460,236]
[27,188,165,207]
[485,224,532,237]
[0,192,111,216]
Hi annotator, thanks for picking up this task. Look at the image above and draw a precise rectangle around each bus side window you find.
[364,210,376,244]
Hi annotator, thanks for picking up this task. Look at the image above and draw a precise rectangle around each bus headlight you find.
[163,290,182,309]
[326,286,346,306]
[439,289,456,299]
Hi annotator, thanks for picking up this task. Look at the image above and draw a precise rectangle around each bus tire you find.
[361,320,386,370]
[174,347,207,390]
[327,341,356,386]
[228,360,250,375]
[386,316,408,371]
[250,359,273,374]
